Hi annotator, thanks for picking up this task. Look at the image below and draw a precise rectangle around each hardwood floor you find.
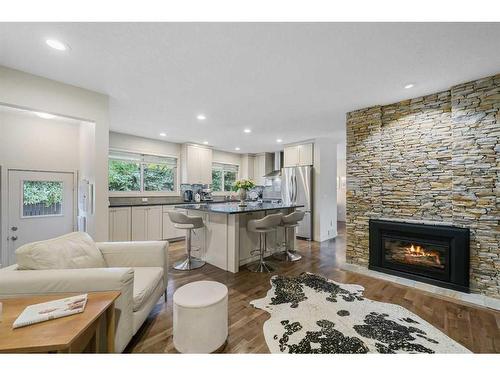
[125,224,500,353]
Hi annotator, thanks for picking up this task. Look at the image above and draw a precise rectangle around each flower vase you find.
[238,188,247,207]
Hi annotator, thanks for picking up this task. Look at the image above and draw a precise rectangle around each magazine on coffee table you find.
[13,294,88,329]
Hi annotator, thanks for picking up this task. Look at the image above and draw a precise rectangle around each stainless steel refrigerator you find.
[281,166,313,240]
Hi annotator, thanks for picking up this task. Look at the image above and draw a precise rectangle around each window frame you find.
[108,148,179,197]
[211,162,239,193]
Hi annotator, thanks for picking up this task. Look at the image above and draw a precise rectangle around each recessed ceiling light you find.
[404,83,415,89]
[235,147,240,151]
[276,139,283,143]
[35,112,56,119]
[159,132,167,137]
[243,128,252,134]
[203,141,209,145]
[197,114,206,121]
[46,39,69,51]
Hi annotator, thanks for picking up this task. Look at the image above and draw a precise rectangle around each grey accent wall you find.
[346,73,499,298]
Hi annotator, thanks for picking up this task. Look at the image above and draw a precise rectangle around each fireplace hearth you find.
[369,220,470,292]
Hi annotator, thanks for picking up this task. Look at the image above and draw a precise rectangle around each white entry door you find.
[7,170,75,261]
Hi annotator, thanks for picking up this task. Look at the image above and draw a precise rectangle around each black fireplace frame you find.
[369,219,470,292]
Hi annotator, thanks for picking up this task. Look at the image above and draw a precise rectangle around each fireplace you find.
[369,219,470,292]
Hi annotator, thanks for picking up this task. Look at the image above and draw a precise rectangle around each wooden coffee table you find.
[0,291,120,353]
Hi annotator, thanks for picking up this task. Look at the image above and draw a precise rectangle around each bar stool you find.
[273,210,305,262]
[167,211,205,271]
[247,213,283,273]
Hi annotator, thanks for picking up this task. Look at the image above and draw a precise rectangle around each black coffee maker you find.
[183,189,193,202]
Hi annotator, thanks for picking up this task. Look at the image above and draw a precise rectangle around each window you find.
[22,180,63,217]
[212,163,239,192]
[109,151,177,193]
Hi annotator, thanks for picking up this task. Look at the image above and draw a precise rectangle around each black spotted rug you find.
[250,273,470,354]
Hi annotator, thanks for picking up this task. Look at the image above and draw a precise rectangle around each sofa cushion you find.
[15,232,107,270]
[132,267,164,312]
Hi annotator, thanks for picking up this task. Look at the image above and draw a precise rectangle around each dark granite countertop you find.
[109,201,186,208]
[176,201,303,214]
[108,199,241,208]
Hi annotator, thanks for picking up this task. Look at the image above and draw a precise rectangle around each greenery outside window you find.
[23,180,64,217]
[109,151,177,193]
[211,163,239,192]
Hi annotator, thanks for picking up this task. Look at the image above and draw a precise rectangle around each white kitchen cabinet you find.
[253,153,274,186]
[284,146,299,167]
[253,154,265,185]
[108,207,131,241]
[162,205,186,240]
[284,143,313,166]
[181,144,213,184]
[298,143,314,165]
[132,205,163,241]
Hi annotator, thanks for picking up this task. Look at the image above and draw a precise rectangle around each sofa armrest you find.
[0,267,134,353]
[97,241,168,280]
[0,267,133,296]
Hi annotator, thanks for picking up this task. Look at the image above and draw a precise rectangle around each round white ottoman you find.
[173,280,228,353]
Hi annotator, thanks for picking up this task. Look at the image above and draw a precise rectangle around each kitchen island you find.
[173,201,304,272]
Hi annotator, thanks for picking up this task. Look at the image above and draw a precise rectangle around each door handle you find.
[292,175,297,203]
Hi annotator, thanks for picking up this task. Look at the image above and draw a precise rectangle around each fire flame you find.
[405,244,441,265]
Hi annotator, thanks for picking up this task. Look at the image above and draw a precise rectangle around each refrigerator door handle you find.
[293,175,299,203]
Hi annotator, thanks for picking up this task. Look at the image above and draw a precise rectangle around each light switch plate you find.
[142,197,148,202]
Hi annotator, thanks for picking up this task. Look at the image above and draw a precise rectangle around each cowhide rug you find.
[250,272,471,354]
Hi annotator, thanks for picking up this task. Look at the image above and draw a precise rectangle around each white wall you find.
[109,131,181,158]
[313,138,337,242]
[0,66,109,244]
[337,143,346,222]
[0,109,85,266]
[212,150,242,169]
[0,111,81,170]
[110,131,244,189]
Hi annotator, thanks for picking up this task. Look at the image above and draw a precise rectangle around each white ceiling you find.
[1,23,499,153]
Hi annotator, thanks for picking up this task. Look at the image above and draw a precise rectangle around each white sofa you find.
[0,239,169,353]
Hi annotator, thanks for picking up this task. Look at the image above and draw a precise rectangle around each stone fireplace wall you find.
[346,74,499,298]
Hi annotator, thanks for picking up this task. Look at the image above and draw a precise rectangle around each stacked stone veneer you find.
[346,74,500,298]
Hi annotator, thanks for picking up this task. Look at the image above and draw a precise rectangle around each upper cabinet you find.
[284,146,299,167]
[253,153,274,186]
[181,144,213,184]
[297,143,314,165]
[284,143,314,167]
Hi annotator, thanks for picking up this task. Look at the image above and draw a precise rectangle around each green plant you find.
[143,163,174,191]
[23,181,63,206]
[232,179,256,192]
[108,159,140,191]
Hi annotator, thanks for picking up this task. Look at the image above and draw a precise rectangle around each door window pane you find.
[143,163,175,191]
[23,181,63,217]
[211,169,223,192]
[108,159,141,191]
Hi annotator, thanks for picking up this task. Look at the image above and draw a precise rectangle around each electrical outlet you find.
[142,197,148,203]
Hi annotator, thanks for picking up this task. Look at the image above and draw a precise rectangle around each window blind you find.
[213,162,239,173]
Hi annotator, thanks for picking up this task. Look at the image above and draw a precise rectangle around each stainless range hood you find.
[263,151,283,178]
